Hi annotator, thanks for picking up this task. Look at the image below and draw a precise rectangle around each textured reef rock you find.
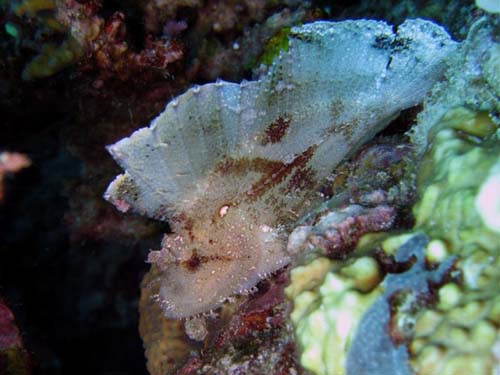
[287,254,383,374]
[287,204,397,259]
[0,300,31,375]
[136,0,315,81]
[105,19,456,321]
[345,234,455,375]
[288,16,500,375]
[140,266,301,375]
[412,16,500,151]
[288,234,455,375]
[407,106,500,374]
[9,0,184,81]
[5,0,315,84]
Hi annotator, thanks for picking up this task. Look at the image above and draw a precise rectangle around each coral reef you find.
[5,0,316,83]
[289,234,455,375]
[287,137,417,259]
[346,234,455,375]
[140,267,301,374]
[138,0,203,34]
[257,26,291,67]
[9,0,184,81]
[327,140,416,206]
[407,107,500,374]
[139,266,192,374]
[287,16,500,375]
[136,0,314,80]
[2,1,497,374]
[286,255,382,374]
[288,204,397,258]
[289,105,500,374]
[412,16,500,151]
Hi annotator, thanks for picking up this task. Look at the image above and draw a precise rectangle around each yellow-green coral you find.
[13,0,55,17]
[407,107,500,374]
[286,15,500,375]
[288,106,500,375]
[286,256,382,375]
[1,347,31,375]
[11,0,83,80]
[21,37,82,80]
[414,107,500,253]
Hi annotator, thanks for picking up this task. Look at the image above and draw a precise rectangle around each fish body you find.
[105,19,457,318]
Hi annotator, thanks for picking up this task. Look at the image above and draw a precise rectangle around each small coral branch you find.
[0,152,31,202]
[288,204,397,258]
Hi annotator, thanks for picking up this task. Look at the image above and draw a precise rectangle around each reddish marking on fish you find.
[216,145,317,202]
[263,116,291,144]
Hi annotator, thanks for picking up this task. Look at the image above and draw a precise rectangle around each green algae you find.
[286,257,382,375]
[21,37,82,80]
[258,27,291,67]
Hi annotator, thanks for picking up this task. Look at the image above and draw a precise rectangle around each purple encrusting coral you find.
[288,204,397,258]
[346,234,456,374]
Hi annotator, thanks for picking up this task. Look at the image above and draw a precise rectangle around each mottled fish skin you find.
[105,19,457,319]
